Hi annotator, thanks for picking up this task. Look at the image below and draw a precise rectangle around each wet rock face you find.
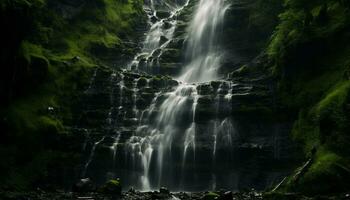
[70,67,180,183]
[67,67,299,191]
[128,0,190,75]
[141,0,282,78]
[220,0,282,74]
[63,0,295,192]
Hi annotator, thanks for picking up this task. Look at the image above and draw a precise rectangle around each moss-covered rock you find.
[265,0,350,195]
[98,179,122,195]
[201,192,220,200]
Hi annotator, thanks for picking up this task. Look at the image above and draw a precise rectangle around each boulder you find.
[151,187,171,199]
[159,187,170,194]
[72,178,95,193]
[218,191,233,200]
[201,192,220,200]
[98,179,122,195]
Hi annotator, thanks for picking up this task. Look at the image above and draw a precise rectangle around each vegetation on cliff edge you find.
[267,0,350,195]
[0,0,145,190]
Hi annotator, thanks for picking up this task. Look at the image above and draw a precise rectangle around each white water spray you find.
[114,0,230,191]
[179,0,229,83]
[129,0,190,72]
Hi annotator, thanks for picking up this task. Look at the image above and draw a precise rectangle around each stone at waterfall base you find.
[0,189,349,200]
[72,178,96,193]
[98,179,122,196]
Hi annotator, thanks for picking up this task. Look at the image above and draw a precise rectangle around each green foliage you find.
[280,148,350,194]
[202,192,220,200]
[268,0,349,61]
[277,55,350,194]
[299,149,350,194]
[0,0,145,191]
[267,0,350,194]
[98,179,122,195]
[293,81,350,153]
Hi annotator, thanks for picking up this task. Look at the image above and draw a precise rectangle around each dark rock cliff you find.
[1,0,349,196]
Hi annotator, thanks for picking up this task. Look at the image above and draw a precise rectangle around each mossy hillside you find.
[0,47,93,190]
[286,81,350,194]
[266,0,350,194]
[47,0,145,64]
[0,0,145,190]
[1,0,145,102]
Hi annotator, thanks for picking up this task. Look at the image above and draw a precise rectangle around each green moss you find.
[202,192,220,200]
[292,81,350,150]
[266,0,350,195]
[268,0,349,61]
[280,67,350,195]
[108,179,121,186]
[316,82,349,114]
[20,41,45,59]
[0,0,146,191]
[98,179,122,195]
[283,148,350,194]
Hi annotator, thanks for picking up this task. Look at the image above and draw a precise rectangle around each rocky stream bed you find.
[1,189,350,200]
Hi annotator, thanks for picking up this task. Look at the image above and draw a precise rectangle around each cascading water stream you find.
[81,0,233,191]
[178,0,230,83]
[77,0,297,191]
[125,0,230,190]
[125,84,198,190]
[128,0,190,72]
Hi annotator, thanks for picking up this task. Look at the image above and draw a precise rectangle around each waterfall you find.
[81,0,234,191]
[124,0,230,191]
[179,0,230,83]
[125,84,198,190]
[128,0,189,72]
[77,0,297,191]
